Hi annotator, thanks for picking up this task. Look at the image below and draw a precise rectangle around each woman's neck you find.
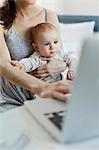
[16,2,42,19]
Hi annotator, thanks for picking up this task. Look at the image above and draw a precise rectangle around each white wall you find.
[38,0,63,14]
[38,0,99,16]
[63,0,99,16]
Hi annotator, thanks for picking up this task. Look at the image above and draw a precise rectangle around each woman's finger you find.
[30,69,48,76]
[36,69,47,74]
[58,80,73,86]
[41,91,69,102]
[52,92,70,101]
[55,84,71,94]
[40,80,72,101]
[11,60,19,66]
[36,64,47,71]
[41,57,53,61]
[34,73,49,78]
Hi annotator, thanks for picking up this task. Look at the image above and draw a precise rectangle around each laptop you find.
[24,35,99,143]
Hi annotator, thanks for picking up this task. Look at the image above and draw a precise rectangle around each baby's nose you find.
[50,43,55,50]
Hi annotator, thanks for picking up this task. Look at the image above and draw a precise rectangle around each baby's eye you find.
[44,43,49,46]
[54,41,58,44]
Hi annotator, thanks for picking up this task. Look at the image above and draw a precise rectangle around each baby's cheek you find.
[44,51,50,57]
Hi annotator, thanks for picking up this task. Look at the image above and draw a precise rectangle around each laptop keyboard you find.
[44,111,66,130]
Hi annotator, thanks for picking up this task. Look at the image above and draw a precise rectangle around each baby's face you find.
[34,30,60,57]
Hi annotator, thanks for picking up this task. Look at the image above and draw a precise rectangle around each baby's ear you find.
[32,43,38,51]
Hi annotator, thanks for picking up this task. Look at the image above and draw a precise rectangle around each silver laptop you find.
[25,35,99,143]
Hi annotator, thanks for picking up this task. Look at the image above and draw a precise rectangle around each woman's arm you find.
[0,59,46,95]
[0,58,71,101]
[0,24,45,95]
[0,25,11,60]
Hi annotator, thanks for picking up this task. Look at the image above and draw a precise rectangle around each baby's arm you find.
[19,53,47,72]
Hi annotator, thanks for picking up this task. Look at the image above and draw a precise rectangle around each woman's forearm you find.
[1,61,47,95]
[0,60,71,101]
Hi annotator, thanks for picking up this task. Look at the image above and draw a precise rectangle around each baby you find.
[14,22,74,82]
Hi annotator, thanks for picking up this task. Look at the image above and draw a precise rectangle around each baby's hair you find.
[31,22,57,43]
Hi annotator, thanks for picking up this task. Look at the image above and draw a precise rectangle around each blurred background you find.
[38,0,99,15]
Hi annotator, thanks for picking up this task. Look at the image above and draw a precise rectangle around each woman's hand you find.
[30,59,66,78]
[40,80,72,101]
[11,60,25,71]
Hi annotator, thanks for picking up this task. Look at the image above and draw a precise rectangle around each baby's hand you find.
[11,60,25,70]
[67,70,74,81]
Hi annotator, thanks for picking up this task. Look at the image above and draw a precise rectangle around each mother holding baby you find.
[0,0,71,112]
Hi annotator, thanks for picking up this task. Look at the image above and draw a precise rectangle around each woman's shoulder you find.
[45,8,59,27]
[46,8,56,15]
[45,8,58,19]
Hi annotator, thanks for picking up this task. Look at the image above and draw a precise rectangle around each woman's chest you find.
[5,13,46,60]
[5,27,33,60]
[13,15,45,40]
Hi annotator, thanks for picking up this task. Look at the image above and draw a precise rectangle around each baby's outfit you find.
[20,51,47,72]
[20,51,63,83]
[20,50,76,83]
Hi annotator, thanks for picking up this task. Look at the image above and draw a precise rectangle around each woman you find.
[0,0,71,112]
